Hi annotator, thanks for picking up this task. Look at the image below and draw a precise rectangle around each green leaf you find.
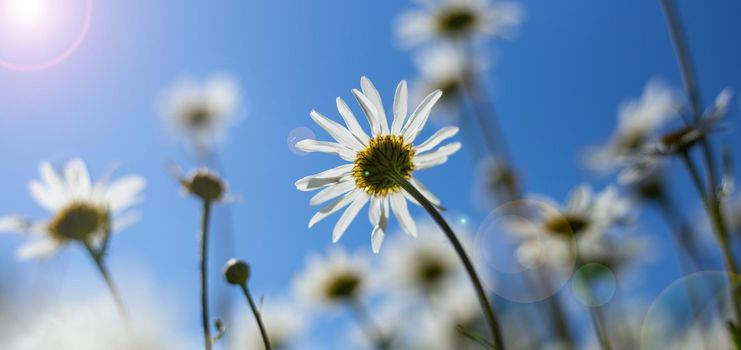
[456,325,496,350]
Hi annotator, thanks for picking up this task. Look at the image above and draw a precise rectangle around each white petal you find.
[332,192,369,242]
[415,126,459,154]
[16,239,62,260]
[309,189,360,228]
[413,142,461,164]
[390,192,417,237]
[402,90,442,143]
[360,77,389,134]
[352,89,382,137]
[371,197,389,253]
[106,176,146,213]
[310,110,365,151]
[391,81,409,134]
[296,164,353,191]
[64,158,92,198]
[28,181,64,212]
[0,216,26,234]
[403,177,441,206]
[368,196,381,225]
[336,97,370,145]
[112,211,141,232]
[38,161,66,199]
[414,156,449,170]
[310,180,356,206]
[295,139,356,161]
[567,184,593,212]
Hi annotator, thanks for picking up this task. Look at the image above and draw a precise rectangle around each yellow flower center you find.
[437,8,478,36]
[324,272,362,300]
[543,213,590,237]
[353,135,415,197]
[185,106,212,128]
[48,202,110,242]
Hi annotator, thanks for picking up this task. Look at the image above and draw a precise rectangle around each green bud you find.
[224,258,250,285]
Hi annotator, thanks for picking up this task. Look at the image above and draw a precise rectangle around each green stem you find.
[349,300,390,350]
[392,174,505,350]
[200,201,213,350]
[239,284,271,350]
[680,152,741,321]
[589,306,613,350]
[82,240,129,323]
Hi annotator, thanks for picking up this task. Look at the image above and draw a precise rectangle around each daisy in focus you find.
[0,158,145,260]
[396,0,523,47]
[295,76,461,252]
[504,185,635,269]
[584,79,680,184]
[160,74,241,153]
[293,249,370,307]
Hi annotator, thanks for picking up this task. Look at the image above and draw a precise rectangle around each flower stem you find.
[391,174,506,350]
[589,306,613,350]
[348,300,390,350]
[239,284,271,350]
[200,200,214,350]
[82,240,129,323]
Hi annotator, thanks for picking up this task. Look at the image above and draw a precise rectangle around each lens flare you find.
[0,0,92,71]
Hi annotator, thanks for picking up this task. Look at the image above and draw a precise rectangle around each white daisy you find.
[504,185,633,268]
[396,0,523,47]
[230,299,306,350]
[295,76,461,253]
[412,44,470,112]
[9,295,186,350]
[160,74,240,152]
[584,79,680,184]
[415,282,485,350]
[293,249,370,306]
[0,159,145,260]
[379,219,469,297]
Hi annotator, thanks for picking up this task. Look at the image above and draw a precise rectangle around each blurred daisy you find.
[0,159,145,260]
[504,185,633,268]
[412,44,469,112]
[584,79,680,184]
[396,0,523,47]
[472,156,521,210]
[160,74,240,153]
[293,249,370,306]
[380,219,469,297]
[416,283,485,350]
[230,300,306,350]
[295,76,461,252]
[9,295,185,350]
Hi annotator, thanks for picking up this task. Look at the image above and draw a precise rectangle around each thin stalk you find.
[392,174,505,350]
[82,240,129,322]
[200,200,213,350]
[680,152,741,322]
[589,307,613,350]
[348,300,390,350]
[239,284,271,350]
[536,270,574,348]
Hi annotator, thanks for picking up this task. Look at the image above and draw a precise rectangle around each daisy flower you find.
[396,0,523,47]
[380,219,471,297]
[295,76,461,252]
[411,44,470,112]
[230,299,306,350]
[160,74,240,153]
[584,79,680,184]
[504,185,633,268]
[293,249,370,306]
[415,283,485,350]
[0,158,145,260]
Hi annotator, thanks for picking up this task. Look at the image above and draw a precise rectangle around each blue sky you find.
[1,0,740,348]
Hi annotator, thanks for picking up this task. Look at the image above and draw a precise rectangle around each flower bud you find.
[184,169,226,202]
[224,258,250,285]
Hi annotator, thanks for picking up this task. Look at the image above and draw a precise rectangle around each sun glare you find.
[8,0,49,27]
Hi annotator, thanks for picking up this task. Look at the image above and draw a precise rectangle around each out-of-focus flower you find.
[396,0,523,47]
[293,249,370,306]
[412,45,470,111]
[0,159,145,260]
[415,283,485,350]
[230,299,306,350]
[177,168,228,203]
[504,185,634,268]
[9,295,186,350]
[472,155,521,210]
[379,219,468,297]
[160,74,240,153]
[295,77,461,252]
[584,79,680,184]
